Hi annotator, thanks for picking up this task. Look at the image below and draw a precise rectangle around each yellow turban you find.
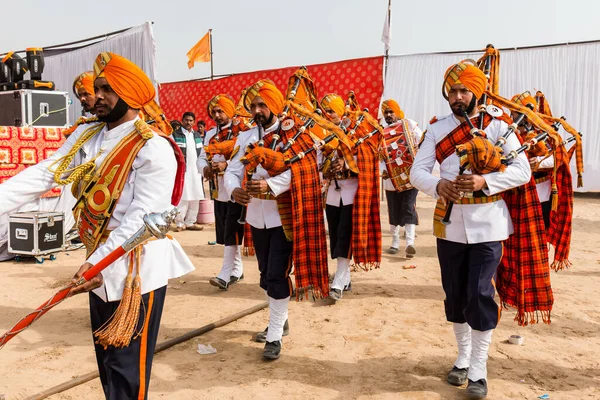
[511,91,538,111]
[93,52,172,135]
[381,99,405,120]
[243,79,285,115]
[73,71,94,97]
[207,94,235,119]
[320,94,345,119]
[443,61,487,100]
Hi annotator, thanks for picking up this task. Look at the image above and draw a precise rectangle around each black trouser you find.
[251,226,293,299]
[325,202,353,259]
[214,200,245,245]
[437,239,502,331]
[541,200,551,230]
[89,286,166,400]
[385,188,419,226]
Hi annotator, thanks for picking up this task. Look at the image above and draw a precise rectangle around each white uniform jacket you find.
[197,122,231,203]
[410,113,531,244]
[0,118,195,302]
[224,119,291,230]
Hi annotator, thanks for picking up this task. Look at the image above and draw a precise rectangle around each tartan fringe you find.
[502,301,552,326]
[577,174,583,188]
[295,285,327,301]
[242,245,255,257]
[550,257,572,272]
[351,261,381,272]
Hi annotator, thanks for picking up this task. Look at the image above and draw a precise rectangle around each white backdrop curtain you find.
[44,21,157,126]
[382,42,600,192]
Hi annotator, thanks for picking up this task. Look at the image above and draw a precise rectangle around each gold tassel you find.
[577,174,583,188]
[550,183,559,211]
[433,221,446,239]
[94,247,144,349]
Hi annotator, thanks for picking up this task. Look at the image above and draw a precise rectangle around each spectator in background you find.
[172,112,205,231]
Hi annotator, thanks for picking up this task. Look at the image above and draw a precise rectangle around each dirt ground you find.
[0,193,599,400]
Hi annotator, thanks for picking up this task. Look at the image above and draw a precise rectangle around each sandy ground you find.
[0,193,599,400]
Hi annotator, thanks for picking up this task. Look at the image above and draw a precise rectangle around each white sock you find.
[405,224,416,247]
[390,225,400,249]
[217,245,237,281]
[331,257,351,291]
[453,322,472,369]
[230,245,243,278]
[265,296,289,342]
[468,329,493,382]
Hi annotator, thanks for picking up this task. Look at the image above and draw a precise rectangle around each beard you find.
[97,98,130,123]
[450,96,477,118]
[253,111,274,127]
[384,116,396,125]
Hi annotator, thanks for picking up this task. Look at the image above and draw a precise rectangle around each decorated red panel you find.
[0,126,66,197]
[159,56,384,128]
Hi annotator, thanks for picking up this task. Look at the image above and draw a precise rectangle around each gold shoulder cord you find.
[47,122,106,198]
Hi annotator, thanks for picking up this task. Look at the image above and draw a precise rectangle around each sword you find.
[0,207,178,349]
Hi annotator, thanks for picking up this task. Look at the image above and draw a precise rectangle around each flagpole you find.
[384,0,391,81]
[209,28,214,80]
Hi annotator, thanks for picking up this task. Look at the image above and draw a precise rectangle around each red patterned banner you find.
[0,126,66,198]
[159,56,384,127]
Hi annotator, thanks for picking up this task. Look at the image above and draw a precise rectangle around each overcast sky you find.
[2,0,599,83]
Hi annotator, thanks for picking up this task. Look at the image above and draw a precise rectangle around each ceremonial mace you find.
[0,208,178,349]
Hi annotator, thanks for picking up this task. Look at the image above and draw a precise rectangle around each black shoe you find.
[405,245,416,258]
[329,288,342,301]
[343,281,352,292]
[387,247,399,255]
[209,277,228,290]
[229,273,244,285]
[263,340,282,360]
[255,320,289,343]
[447,366,468,386]
[466,379,487,399]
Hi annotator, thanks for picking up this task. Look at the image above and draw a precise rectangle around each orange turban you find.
[243,79,285,115]
[320,94,345,119]
[207,94,235,119]
[93,52,172,135]
[443,61,487,100]
[72,71,94,96]
[381,99,405,120]
[511,91,538,111]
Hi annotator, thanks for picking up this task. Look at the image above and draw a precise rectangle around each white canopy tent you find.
[381,41,600,191]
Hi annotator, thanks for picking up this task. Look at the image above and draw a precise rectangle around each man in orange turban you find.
[93,51,172,135]
[201,94,245,290]
[72,71,96,114]
[320,93,346,124]
[411,60,531,398]
[381,99,405,121]
[379,99,422,257]
[226,79,293,360]
[243,79,285,126]
[0,52,195,399]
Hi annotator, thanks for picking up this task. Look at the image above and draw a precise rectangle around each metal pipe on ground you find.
[24,301,269,400]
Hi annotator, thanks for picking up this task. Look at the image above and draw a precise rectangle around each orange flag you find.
[187,31,211,69]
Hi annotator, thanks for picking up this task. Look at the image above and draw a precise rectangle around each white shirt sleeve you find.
[223,133,246,199]
[537,154,554,169]
[0,125,89,214]
[410,127,440,199]
[265,170,291,196]
[482,133,531,195]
